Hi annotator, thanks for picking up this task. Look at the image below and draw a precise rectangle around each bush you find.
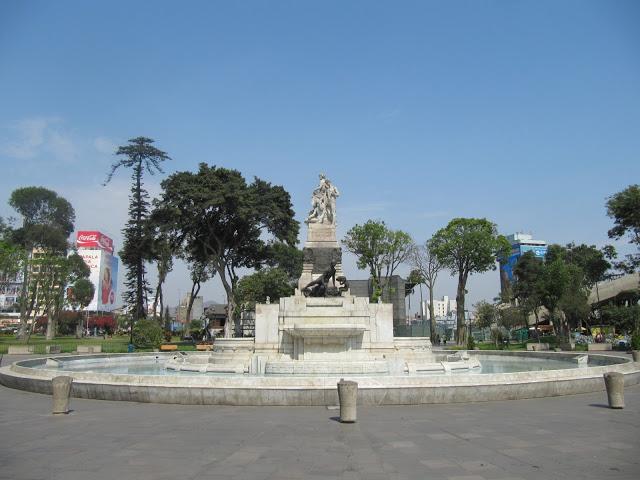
[132,319,164,348]
[631,332,640,351]
[466,334,476,350]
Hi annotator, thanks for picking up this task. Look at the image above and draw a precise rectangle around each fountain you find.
[165,173,476,376]
[1,175,638,405]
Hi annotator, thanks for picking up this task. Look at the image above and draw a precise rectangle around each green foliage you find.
[153,164,299,337]
[105,137,170,322]
[429,217,510,344]
[499,305,526,332]
[132,318,164,348]
[264,241,303,281]
[68,278,95,310]
[190,318,203,332]
[631,332,640,351]
[606,185,640,272]
[607,184,640,246]
[9,187,75,252]
[342,220,413,300]
[600,305,640,333]
[236,267,294,311]
[0,240,26,292]
[474,300,498,330]
[466,334,475,350]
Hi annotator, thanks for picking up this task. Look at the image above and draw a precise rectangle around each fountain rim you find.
[1,350,638,406]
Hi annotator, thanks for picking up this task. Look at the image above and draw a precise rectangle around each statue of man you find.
[306,173,339,225]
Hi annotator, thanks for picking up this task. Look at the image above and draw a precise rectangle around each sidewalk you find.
[1,371,638,480]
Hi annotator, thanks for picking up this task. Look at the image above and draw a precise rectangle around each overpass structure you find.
[589,272,639,306]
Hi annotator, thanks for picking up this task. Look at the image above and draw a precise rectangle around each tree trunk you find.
[455,272,467,346]
[428,282,436,342]
[17,257,30,340]
[45,307,54,341]
[185,281,201,338]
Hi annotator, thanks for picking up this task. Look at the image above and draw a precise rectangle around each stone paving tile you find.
[1,381,639,480]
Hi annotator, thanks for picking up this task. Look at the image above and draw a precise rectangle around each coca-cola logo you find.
[78,234,98,242]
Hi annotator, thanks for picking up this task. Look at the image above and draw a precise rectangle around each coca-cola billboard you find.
[76,231,114,254]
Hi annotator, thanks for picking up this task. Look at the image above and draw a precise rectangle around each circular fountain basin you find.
[1,351,638,406]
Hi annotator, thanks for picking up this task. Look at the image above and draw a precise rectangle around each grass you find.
[0,334,203,354]
[0,334,131,354]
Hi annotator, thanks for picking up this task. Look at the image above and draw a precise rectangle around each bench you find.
[46,345,62,354]
[76,345,102,353]
[7,345,34,354]
[160,344,178,351]
[195,344,213,351]
[587,343,612,351]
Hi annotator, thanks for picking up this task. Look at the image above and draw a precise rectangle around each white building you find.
[422,295,456,320]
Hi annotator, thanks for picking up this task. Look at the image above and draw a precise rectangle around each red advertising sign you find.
[76,231,114,254]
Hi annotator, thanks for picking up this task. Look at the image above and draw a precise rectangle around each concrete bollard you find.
[51,376,73,414]
[632,350,640,363]
[337,379,358,423]
[603,372,624,409]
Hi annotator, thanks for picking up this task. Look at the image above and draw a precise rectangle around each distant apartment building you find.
[499,232,547,293]
[422,295,456,320]
[0,271,23,311]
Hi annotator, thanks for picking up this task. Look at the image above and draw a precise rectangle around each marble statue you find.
[306,173,340,225]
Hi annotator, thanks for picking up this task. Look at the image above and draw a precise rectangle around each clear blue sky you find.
[1,0,639,310]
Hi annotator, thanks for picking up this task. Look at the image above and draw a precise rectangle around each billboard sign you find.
[77,250,119,311]
[76,231,114,254]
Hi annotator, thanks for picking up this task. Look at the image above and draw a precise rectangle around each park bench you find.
[46,345,62,354]
[587,343,612,351]
[7,345,34,354]
[195,344,213,351]
[76,345,102,353]
[160,344,178,351]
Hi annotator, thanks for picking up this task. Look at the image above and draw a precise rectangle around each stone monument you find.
[297,173,346,293]
[167,175,445,376]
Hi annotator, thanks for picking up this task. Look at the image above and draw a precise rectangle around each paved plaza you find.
[0,355,638,480]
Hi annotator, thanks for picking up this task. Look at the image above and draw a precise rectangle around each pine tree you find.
[104,137,170,339]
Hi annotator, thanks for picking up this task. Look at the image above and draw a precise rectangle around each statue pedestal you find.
[298,222,345,291]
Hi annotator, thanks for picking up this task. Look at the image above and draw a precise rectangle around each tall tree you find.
[104,137,170,337]
[153,164,299,337]
[183,254,213,336]
[606,184,640,272]
[411,241,444,337]
[29,251,90,340]
[8,187,75,339]
[68,277,95,337]
[512,251,544,335]
[430,218,511,345]
[148,230,174,324]
[342,220,413,301]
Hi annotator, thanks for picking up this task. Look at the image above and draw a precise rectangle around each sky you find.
[1,0,639,313]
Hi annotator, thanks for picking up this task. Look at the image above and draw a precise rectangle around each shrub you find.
[132,319,164,348]
[631,332,640,351]
[466,334,476,350]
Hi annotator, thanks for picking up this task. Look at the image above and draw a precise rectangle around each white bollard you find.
[337,379,358,423]
[52,376,73,414]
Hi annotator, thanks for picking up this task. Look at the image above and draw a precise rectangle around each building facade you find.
[499,232,547,293]
[76,230,119,312]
